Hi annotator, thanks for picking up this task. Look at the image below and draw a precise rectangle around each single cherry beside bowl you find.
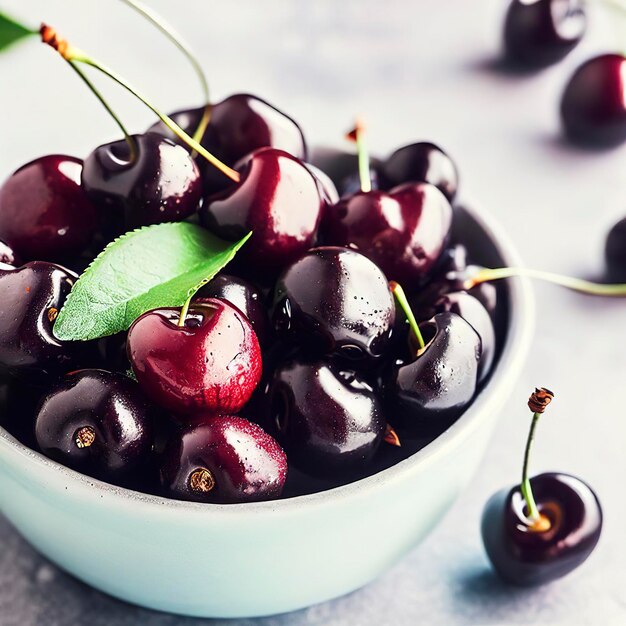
[127,298,262,416]
[160,415,287,503]
[35,369,154,482]
[503,0,586,69]
[560,54,626,148]
[0,155,99,263]
[272,246,396,361]
[268,358,385,477]
[482,388,602,585]
[81,133,203,234]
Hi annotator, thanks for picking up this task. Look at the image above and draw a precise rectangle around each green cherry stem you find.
[119,0,211,144]
[40,24,239,183]
[347,118,372,193]
[389,280,425,351]
[521,388,554,532]
[66,61,137,161]
[177,292,194,328]
[465,266,626,297]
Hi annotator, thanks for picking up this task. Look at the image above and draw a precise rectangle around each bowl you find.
[0,202,534,619]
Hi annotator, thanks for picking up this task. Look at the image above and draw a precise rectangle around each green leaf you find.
[54,223,251,341]
[0,12,37,53]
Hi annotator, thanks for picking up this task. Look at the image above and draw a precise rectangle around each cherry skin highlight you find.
[127,298,262,416]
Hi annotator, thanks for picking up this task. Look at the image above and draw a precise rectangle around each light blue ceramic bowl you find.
[0,203,534,619]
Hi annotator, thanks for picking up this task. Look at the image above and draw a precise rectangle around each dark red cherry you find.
[322,183,453,288]
[81,133,203,235]
[268,358,385,477]
[0,239,19,266]
[195,274,271,347]
[503,0,586,68]
[560,54,626,148]
[201,148,324,278]
[35,369,153,481]
[127,299,262,416]
[273,247,395,361]
[148,94,307,191]
[0,155,98,263]
[605,217,626,281]
[382,143,459,202]
[387,311,481,434]
[160,416,287,503]
[482,472,602,586]
[0,262,85,378]
[414,291,495,382]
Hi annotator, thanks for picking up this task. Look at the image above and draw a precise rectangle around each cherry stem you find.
[466,266,626,297]
[177,293,194,328]
[520,411,542,523]
[119,0,211,144]
[40,25,239,183]
[347,118,372,193]
[389,281,425,351]
[66,60,137,162]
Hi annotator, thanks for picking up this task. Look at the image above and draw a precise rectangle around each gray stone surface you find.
[1,1,625,624]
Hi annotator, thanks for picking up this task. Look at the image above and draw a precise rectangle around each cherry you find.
[482,389,602,585]
[304,163,340,206]
[160,416,287,503]
[34,369,153,481]
[382,142,459,202]
[605,217,626,282]
[560,54,626,148]
[195,274,271,347]
[268,358,385,477]
[127,298,262,416]
[0,155,99,263]
[503,0,586,69]
[414,291,496,382]
[201,147,324,278]
[0,239,19,266]
[386,303,481,434]
[81,133,203,235]
[322,182,453,288]
[272,246,396,361]
[0,262,85,378]
[148,94,307,191]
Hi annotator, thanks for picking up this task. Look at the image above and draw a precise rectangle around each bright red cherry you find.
[201,148,324,278]
[0,155,98,263]
[160,415,287,503]
[560,54,626,148]
[127,298,262,416]
[322,182,453,288]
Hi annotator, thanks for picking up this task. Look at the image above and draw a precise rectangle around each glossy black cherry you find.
[273,246,396,361]
[482,472,602,585]
[35,369,154,481]
[160,416,287,503]
[0,262,84,378]
[269,358,385,477]
[382,142,459,201]
[503,0,586,68]
[560,54,626,148]
[0,155,98,263]
[605,217,626,282]
[81,133,203,234]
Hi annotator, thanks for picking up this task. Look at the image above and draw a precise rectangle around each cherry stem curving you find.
[389,281,425,351]
[177,293,194,328]
[520,411,542,524]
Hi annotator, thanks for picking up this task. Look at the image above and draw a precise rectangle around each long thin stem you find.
[520,411,542,522]
[177,293,193,328]
[67,60,137,161]
[390,281,425,350]
[355,119,372,193]
[467,266,626,297]
[119,0,211,143]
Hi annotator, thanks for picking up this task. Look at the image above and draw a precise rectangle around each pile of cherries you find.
[502,0,626,148]
[0,91,501,505]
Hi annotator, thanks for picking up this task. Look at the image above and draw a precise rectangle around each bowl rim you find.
[0,200,535,517]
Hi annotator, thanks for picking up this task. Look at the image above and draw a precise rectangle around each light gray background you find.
[1,1,625,624]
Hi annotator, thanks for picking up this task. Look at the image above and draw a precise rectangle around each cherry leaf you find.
[0,12,37,53]
[53,223,251,341]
